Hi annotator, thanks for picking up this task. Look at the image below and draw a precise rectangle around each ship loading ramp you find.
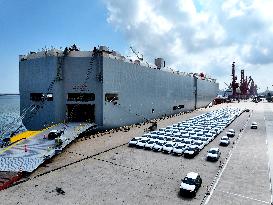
[0,122,96,172]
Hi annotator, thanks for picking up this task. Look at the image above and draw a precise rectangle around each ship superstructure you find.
[19,45,219,130]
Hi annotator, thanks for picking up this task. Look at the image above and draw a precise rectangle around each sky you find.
[0,0,272,93]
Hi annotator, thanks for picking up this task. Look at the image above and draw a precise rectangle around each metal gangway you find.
[0,123,96,172]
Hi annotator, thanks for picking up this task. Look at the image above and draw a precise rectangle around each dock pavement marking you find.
[264,105,273,203]
[204,134,242,205]
[218,190,271,204]
[204,113,250,205]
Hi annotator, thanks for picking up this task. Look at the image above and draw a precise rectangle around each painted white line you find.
[218,190,271,204]
[204,111,253,205]
[204,134,242,205]
[264,109,273,203]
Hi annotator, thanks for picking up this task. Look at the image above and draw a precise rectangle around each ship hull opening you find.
[66,104,95,123]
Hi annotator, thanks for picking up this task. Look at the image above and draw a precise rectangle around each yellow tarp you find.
[10,131,41,143]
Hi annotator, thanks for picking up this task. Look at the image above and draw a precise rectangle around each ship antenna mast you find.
[130,46,150,67]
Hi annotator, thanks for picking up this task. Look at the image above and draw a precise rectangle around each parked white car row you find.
[129,107,244,158]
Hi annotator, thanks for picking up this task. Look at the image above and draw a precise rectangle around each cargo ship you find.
[19,45,219,131]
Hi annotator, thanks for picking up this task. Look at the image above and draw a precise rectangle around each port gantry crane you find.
[229,62,257,99]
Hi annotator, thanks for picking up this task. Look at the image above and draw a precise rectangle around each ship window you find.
[152,108,155,113]
[105,93,119,102]
[67,93,95,102]
[30,93,44,101]
[173,106,177,110]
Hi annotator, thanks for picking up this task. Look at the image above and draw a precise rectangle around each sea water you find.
[0,95,26,137]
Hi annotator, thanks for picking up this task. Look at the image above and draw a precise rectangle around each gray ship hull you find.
[19,49,219,130]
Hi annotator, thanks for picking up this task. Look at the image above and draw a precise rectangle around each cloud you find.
[103,0,273,90]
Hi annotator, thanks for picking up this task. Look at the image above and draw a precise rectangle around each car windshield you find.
[176,139,182,142]
[166,144,173,147]
[157,142,163,146]
[148,141,154,144]
[176,146,183,149]
[140,140,147,143]
[209,150,217,154]
[183,177,196,185]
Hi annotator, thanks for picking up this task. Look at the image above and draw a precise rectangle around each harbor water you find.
[0,95,25,137]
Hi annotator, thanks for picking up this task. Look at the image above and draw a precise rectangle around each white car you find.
[219,136,230,146]
[251,122,258,129]
[199,137,210,145]
[142,133,151,138]
[162,142,176,154]
[165,126,173,130]
[226,129,235,137]
[183,145,199,158]
[128,137,142,147]
[192,140,205,150]
[209,130,217,137]
[181,133,190,139]
[135,138,150,148]
[205,133,213,138]
[207,147,221,161]
[174,138,184,143]
[226,131,233,137]
[173,143,187,155]
[196,132,204,137]
[157,131,165,136]
[183,139,193,145]
[173,133,181,138]
[152,141,165,152]
[144,140,157,150]
[180,172,202,197]
[164,136,173,142]
[150,131,158,135]
[189,131,196,136]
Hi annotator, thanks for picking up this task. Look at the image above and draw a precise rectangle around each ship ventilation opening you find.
[67,104,95,123]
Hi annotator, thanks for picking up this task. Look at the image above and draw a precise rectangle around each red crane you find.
[230,62,239,98]
[248,76,257,96]
[228,62,258,99]
[239,70,249,98]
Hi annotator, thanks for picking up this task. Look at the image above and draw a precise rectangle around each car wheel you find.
[193,190,197,197]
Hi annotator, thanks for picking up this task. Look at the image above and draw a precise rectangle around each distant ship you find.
[19,45,219,130]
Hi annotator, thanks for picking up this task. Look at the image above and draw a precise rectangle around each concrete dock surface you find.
[0,101,272,205]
